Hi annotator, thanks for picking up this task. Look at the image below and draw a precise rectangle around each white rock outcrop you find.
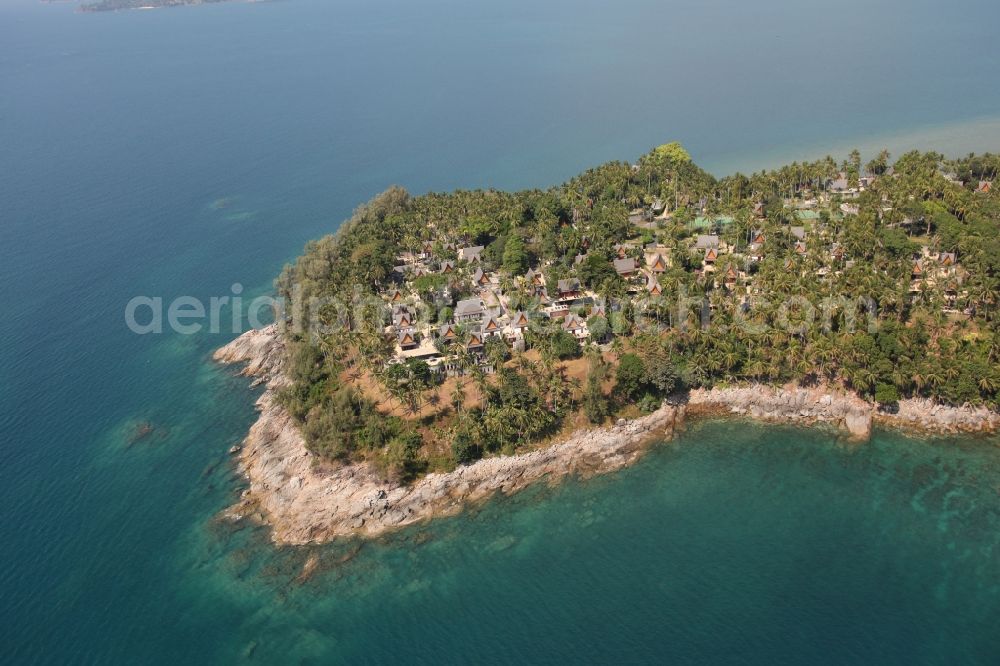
[688,385,873,439]
[881,398,1000,435]
[689,384,999,439]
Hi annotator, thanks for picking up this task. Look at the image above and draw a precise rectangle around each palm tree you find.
[470,365,490,411]
[849,367,877,395]
[746,354,767,383]
[450,380,466,415]
[922,366,945,393]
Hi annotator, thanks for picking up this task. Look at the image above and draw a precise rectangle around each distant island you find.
[218,143,1000,544]
[80,0,235,12]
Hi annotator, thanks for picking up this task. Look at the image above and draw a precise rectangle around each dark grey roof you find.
[557,278,581,293]
[454,298,484,317]
[695,235,719,249]
[458,246,485,261]
[613,257,638,274]
[828,175,850,191]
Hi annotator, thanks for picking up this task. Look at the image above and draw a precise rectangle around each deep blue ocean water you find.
[2,0,1000,663]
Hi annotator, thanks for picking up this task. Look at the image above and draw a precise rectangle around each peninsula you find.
[220,144,1000,544]
[80,0,235,12]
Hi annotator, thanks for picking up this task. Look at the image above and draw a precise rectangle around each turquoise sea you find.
[2,0,1000,663]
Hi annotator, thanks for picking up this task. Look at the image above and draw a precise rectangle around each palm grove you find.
[272,143,1000,481]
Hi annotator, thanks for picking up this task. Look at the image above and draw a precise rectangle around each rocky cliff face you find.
[881,398,1000,435]
[688,385,1000,440]
[215,325,683,546]
[688,385,874,439]
[213,324,286,387]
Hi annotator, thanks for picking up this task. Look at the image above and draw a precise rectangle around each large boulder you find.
[844,408,872,440]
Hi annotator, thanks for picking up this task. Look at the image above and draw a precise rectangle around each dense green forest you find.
[272,143,1000,481]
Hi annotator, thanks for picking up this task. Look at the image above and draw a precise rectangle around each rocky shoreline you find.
[215,325,683,545]
[216,326,998,546]
[688,385,874,438]
[688,385,1000,439]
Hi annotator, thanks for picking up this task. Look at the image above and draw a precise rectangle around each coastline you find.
[216,326,999,546]
[707,114,1000,176]
[689,385,1000,439]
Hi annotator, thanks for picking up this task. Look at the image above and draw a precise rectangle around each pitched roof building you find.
[438,323,459,342]
[645,253,668,273]
[562,313,588,338]
[482,316,502,337]
[525,268,544,286]
[458,246,485,263]
[557,278,582,298]
[466,331,484,351]
[454,298,485,322]
[614,257,639,276]
[397,331,418,350]
[510,311,530,329]
[695,235,720,250]
[645,274,662,296]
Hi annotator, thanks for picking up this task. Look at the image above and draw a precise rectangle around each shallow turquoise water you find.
[3,0,1000,663]
[39,419,1000,664]
[184,421,1000,665]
